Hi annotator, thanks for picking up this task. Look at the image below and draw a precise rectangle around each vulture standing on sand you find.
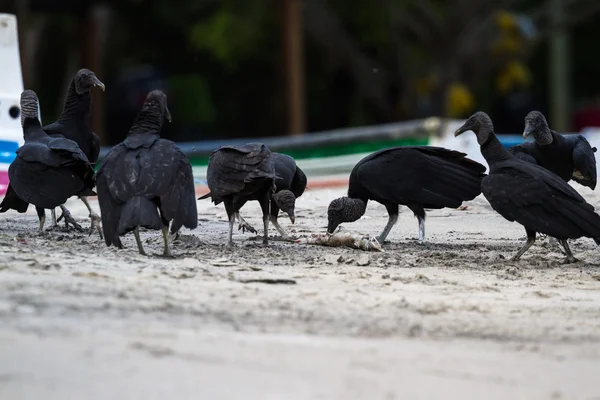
[326,146,486,243]
[96,90,197,256]
[199,143,276,247]
[455,111,600,263]
[44,68,106,235]
[231,152,307,240]
[0,69,105,235]
[509,111,597,189]
[0,90,96,232]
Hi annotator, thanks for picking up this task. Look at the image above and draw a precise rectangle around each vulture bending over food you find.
[231,152,307,240]
[327,146,486,243]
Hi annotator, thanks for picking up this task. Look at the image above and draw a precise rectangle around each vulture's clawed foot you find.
[88,212,104,240]
[238,221,257,234]
[57,208,84,232]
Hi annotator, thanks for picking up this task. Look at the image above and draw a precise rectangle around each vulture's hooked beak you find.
[522,125,533,139]
[454,122,471,137]
[165,106,172,123]
[92,76,105,92]
[289,214,295,224]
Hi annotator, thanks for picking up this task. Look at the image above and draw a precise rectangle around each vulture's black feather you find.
[327,146,486,243]
[96,90,196,256]
[509,111,597,189]
[456,111,600,262]
[200,143,276,246]
[0,90,95,232]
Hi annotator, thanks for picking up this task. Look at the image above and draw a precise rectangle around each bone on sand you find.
[296,231,384,252]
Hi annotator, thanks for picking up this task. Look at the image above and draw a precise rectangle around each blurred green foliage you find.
[188,3,268,71]
[167,75,215,124]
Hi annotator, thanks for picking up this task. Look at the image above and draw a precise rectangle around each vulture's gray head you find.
[143,90,172,123]
[272,190,296,223]
[326,197,366,233]
[454,111,495,145]
[74,69,105,94]
[20,89,39,127]
[523,111,552,144]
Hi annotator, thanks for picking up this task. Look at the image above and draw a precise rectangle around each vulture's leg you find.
[262,215,270,245]
[235,212,257,234]
[559,239,577,264]
[224,199,235,248]
[270,216,291,240]
[161,225,172,257]
[418,216,426,244]
[51,209,58,227]
[232,198,254,234]
[227,214,236,247]
[378,204,399,244]
[269,202,291,240]
[57,205,83,231]
[511,229,536,261]
[548,236,565,254]
[258,192,270,245]
[36,207,45,233]
[133,227,146,256]
[408,205,426,244]
[79,196,103,239]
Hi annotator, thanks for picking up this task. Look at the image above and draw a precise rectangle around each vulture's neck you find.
[23,119,46,141]
[128,109,163,136]
[533,126,553,146]
[480,133,512,166]
[58,80,91,122]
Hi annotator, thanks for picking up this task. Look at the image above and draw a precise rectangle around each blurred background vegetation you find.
[3,0,600,145]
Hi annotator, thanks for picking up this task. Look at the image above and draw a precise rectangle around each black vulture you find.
[231,152,307,240]
[45,69,105,234]
[1,69,105,234]
[455,111,600,263]
[326,146,486,243]
[199,143,276,247]
[509,111,597,189]
[95,90,197,256]
[0,90,95,232]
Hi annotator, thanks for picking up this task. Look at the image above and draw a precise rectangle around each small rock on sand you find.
[356,255,370,266]
[324,255,343,264]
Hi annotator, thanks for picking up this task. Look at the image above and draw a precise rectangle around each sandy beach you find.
[1,186,600,399]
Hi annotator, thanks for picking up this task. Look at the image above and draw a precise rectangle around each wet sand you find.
[1,187,600,399]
